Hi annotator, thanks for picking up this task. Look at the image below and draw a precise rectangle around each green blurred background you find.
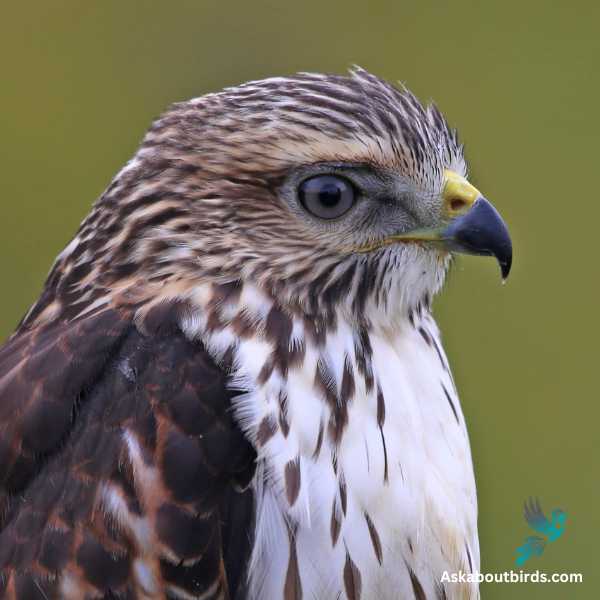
[1,2,597,597]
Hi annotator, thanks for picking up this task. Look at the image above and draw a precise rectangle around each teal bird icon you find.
[514,498,567,566]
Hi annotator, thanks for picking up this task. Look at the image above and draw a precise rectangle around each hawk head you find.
[22,68,511,333]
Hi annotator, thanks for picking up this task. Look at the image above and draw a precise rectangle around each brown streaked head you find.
[21,68,511,331]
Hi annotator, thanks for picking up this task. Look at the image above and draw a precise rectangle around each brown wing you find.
[0,305,256,599]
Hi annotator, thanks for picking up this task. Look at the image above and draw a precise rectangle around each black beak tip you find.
[490,223,512,280]
[489,217,512,280]
[499,253,512,280]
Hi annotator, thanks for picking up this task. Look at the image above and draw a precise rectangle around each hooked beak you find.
[441,194,512,279]
[438,170,512,279]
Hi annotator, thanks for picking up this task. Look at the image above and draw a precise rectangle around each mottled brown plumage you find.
[0,300,255,598]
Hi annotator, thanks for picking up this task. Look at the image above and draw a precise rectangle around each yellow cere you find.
[442,170,481,216]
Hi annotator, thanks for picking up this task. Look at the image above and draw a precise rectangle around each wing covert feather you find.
[0,306,256,599]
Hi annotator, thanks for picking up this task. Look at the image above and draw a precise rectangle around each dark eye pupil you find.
[318,184,342,207]
[298,175,355,219]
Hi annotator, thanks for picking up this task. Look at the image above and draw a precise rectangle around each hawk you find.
[0,69,512,600]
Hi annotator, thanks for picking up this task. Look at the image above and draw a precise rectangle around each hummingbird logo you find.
[515,498,567,567]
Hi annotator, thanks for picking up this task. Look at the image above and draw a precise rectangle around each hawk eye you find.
[298,175,355,219]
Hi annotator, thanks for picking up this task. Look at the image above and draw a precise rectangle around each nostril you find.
[450,198,467,212]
